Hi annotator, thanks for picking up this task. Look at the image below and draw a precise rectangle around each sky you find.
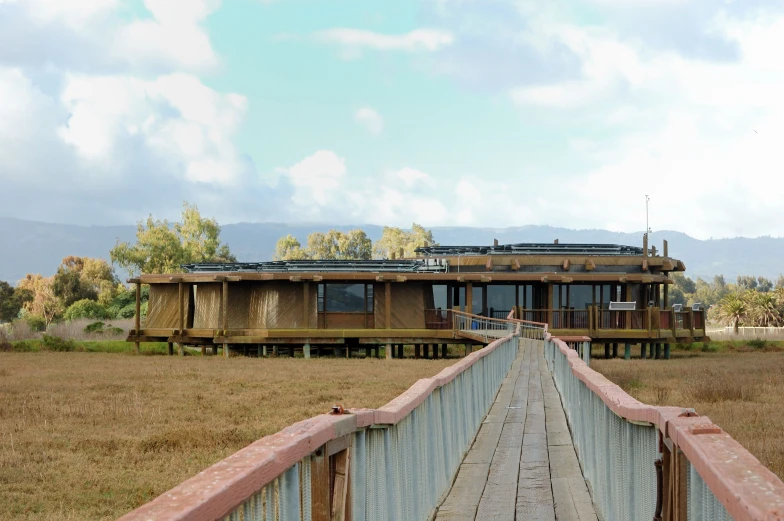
[1,0,784,240]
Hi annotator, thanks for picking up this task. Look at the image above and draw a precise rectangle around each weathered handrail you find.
[544,333,784,521]
[119,321,535,521]
[450,309,546,341]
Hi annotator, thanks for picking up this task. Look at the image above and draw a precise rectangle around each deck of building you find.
[435,341,597,521]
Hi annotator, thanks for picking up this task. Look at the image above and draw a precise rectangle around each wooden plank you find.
[311,449,330,521]
[331,449,350,521]
[134,282,141,355]
[384,281,391,329]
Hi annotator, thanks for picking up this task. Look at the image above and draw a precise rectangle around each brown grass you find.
[592,350,784,481]
[0,353,455,521]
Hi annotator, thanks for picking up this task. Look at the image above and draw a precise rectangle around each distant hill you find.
[1,217,782,283]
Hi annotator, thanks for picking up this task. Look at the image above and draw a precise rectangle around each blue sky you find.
[2,0,784,239]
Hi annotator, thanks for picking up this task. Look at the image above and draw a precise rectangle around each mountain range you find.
[1,217,782,284]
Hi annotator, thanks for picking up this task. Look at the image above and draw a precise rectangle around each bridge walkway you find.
[435,340,598,521]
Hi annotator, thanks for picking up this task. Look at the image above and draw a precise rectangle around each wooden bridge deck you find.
[435,341,598,521]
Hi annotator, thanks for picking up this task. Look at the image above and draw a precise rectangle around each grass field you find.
[591,341,784,481]
[0,351,455,521]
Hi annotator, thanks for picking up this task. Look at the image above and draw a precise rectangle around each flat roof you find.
[415,243,645,256]
[182,260,447,273]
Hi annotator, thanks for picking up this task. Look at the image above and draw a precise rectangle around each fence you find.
[544,334,784,521]
[119,316,545,521]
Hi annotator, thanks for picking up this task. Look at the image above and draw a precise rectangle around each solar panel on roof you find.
[181,259,447,273]
[415,243,645,256]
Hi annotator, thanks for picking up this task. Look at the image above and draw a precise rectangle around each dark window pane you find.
[433,285,448,310]
[472,286,484,315]
[318,284,325,312]
[568,285,593,310]
[487,285,515,317]
[366,285,373,313]
[326,284,366,312]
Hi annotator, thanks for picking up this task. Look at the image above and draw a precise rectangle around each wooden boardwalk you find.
[435,341,598,520]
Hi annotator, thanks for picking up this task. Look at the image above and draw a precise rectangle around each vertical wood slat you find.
[222,280,229,358]
[134,282,141,354]
[303,282,310,328]
[384,282,391,329]
[466,283,473,315]
[331,449,350,521]
[311,449,330,521]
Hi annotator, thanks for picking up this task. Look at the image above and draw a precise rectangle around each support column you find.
[641,343,647,359]
[655,343,662,360]
[397,344,404,359]
[273,345,279,357]
[304,343,311,359]
[365,346,371,358]
[134,281,141,355]
[167,342,174,356]
[424,344,430,359]
[441,344,448,358]
[222,279,229,358]
[433,343,439,360]
[201,345,206,356]
[664,343,671,360]
[612,343,619,358]
[649,342,655,359]
[257,344,262,357]
[178,343,184,356]
[466,283,473,315]
[624,343,631,360]
[374,345,380,358]
[604,343,610,359]
[415,344,421,359]
[386,342,392,360]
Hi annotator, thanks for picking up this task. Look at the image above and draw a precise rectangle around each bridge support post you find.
[664,343,671,360]
[624,343,631,360]
[442,344,448,358]
[612,343,619,358]
[385,343,392,360]
[641,343,647,359]
[304,343,311,359]
[415,344,421,359]
[397,344,404,359]
[432,343,438,360]
[424,344,430,359]
[655,343,662,360]
[604,343,610,359]
[649,342,655,359]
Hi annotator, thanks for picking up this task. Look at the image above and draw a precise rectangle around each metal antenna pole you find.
[645,194,650,235]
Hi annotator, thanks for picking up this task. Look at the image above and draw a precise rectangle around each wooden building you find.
[127,235,708,358]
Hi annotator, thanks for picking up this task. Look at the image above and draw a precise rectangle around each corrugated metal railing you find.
[544,335,784,521]
[119,313,545,521]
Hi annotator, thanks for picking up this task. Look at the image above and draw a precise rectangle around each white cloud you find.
[354,106,383,135]
[111,0,220,72]
[317,28,453,53]
[284,150,348,211]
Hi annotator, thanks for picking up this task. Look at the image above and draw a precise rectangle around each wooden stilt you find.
[415,344,421,359]
[441,344,448,358]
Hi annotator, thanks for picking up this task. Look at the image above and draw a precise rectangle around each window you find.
[322,284,373,313]
[487,285,516,316]
[432,284,448,310]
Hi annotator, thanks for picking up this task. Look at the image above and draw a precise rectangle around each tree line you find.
[0,202,437,332]
[669,272,784,332]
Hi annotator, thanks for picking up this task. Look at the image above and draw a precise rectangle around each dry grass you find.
[0,353,455,521]
[592,350,784,481]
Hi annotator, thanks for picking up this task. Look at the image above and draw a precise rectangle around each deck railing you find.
[119,316,546,521]
[544,334,784,521]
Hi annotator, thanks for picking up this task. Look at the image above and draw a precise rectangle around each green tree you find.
[671,272,696,294]
[305,229,372,260]
[373,223,437,259]
[775,275,784,290]
[716,292,749,334]
[111,202,236,275]
[668,286,686,307]
[0,281,29,323]
[737,275,758,291]
[274,235,309,260]
[757,276,773,293]
[748,291,780,326]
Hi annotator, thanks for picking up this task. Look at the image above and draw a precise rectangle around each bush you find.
[64,299,111,321]
[106,327,124,336]
[84,321,106,334]
[748,338,767,349]
[24,314,47,332]
[42,334,76,352]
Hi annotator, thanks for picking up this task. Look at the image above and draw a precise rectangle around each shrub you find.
[24,314,47,332]
[701,343,719,353]
[106,327,124,336]
[64,299,111,321]
[84,321,106,334]
[0,328,11,352]
[748,338,767,349]
[41,334,76,352]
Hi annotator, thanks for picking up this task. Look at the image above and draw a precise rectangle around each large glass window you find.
[568,285,593,310]
[487,285,516,316]
[323,284,372,313]
[432,284,448,310]
[472,286,484,315]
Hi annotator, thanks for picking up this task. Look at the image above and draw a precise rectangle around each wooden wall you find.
[374,282,427,329]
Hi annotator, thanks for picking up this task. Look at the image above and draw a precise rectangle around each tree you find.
[305,229,372,260]
[111,202,236,275]
[373,223,437,259]
[0,281,28,323]
[63,299,112,321]
[737,275,758,291]
[274,235,308,261]
[51,256,119,307]
[671,273,696,294]
[17,274,63,327]
[716,292,749,334]
[748,291,780,327]
[757,276,773,293]
[668,286,687,307]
